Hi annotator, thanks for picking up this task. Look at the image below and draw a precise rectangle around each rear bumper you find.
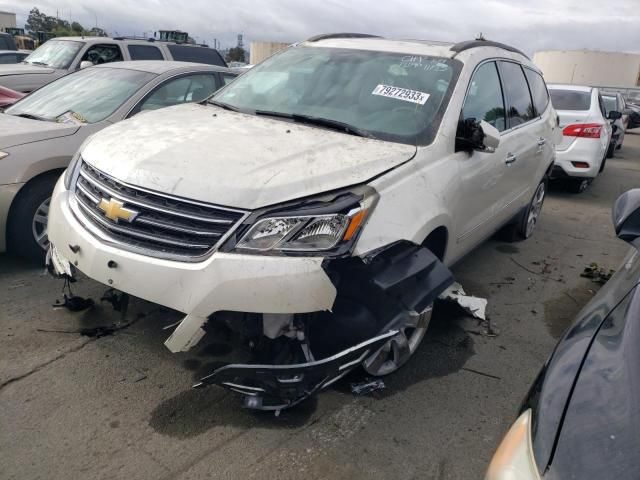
[553,138,605,178]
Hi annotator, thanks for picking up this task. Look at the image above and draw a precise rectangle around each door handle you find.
[537,137,546,146]
[505,153,517,165]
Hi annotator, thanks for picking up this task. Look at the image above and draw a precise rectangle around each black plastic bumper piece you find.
[550,164,569,179]
[193,330,398,411]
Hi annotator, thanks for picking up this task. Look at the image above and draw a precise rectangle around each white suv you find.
[47,35,557,410]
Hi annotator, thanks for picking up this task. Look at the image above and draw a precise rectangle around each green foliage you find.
[24,7,107,38]
[225,47,246,63]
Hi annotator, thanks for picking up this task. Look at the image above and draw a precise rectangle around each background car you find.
[486,188,640,480]
[0,36,227,93]
[0,50,29,64]
[0,60,236,261]
[0,85,24,108]
[548,84,618,193]
[0,32,17,51]
[602,91,629,155]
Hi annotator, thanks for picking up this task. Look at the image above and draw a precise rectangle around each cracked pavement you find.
[2,133,640,479]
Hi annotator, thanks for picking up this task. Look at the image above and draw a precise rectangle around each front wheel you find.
[7,175,58,262]
[362,306,432,376]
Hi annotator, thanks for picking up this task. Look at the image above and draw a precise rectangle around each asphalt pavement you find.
[2,133,639,480]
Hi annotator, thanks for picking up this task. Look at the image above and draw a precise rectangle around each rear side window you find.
[0,35,11,50]
[167,45,226,66]
[499,61,535,127]
[128,45,163,60]
[0,53,18,64]
[462,61,506,132]
[549,89,591,111]
[524,69,549,116]
[220,72,236,86]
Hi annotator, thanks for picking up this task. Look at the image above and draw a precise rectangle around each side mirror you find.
[613,189,640,247]
[79,60,93,70]
[455,118,500,153]
[607,110,622,120]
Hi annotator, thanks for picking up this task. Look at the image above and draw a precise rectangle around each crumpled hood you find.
[0,113,79,148]
[0,63,56,77]
[82,103,416,209]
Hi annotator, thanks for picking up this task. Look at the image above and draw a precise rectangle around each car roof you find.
[0,49,24,54]
[92,60,233,74]
[298,34,537,73]
[548,84,593,92]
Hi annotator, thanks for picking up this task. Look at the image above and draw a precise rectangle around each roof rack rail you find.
[450,40,529,59]
[112,35,157,43]
[306,33,381,42]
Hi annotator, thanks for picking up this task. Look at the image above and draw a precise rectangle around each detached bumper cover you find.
[194,330,398,410]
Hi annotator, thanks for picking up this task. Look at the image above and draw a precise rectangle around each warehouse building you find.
[250,41,290,65]
[533,50,640,88]
[0,10,17,32]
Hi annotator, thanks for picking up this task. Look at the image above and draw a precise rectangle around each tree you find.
[25,8,57,34]
[225,47,246,63]
[71,22,83,34]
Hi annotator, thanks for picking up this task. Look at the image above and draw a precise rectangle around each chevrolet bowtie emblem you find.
[97,198,138,223]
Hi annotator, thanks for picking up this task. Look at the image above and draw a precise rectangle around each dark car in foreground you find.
[486,188,640,479]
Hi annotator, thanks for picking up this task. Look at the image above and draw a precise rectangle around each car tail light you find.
[562,123,603,139]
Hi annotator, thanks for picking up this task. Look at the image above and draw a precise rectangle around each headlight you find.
[231,186,377,256]
[485,409,541,480]
[0,151,8,160]
[63,151,82,190]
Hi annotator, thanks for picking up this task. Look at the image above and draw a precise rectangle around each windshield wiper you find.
[11,112,52,122]
[254,110,375,139]
[208,100,241,112]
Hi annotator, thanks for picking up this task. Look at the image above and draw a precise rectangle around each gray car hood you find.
[0,63,56,76]
[81,103,416,209]
[0,113,79,148]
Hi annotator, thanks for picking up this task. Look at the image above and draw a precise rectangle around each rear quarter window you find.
[549,89,591,111]
[524,69,549,116]
[128,45,164,60]
[167,45,226,67]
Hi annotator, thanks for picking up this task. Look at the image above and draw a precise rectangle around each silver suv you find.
[48,34,558,410]
[0,36,227,92]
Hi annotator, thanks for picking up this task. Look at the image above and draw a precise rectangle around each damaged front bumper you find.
[194,330,398,411]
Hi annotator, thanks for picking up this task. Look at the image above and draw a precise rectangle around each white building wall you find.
[249,42,290,65]
[533,50,640,87]
[0,11,17,31]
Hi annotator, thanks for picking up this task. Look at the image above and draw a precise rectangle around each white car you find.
[548,84,619,193]
[47,35,557,410]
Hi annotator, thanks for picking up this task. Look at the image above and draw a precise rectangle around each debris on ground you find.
[52,294,94,312]
[351,378,386,396]
[581,263,615,284]
[438,282,488,321]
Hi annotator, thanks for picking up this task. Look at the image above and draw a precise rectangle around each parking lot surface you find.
[2,133,640,480]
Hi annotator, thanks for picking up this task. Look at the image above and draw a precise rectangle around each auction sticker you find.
[372,84,430,105]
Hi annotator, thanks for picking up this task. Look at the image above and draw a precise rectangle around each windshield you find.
[6,67,155,123]
[23,40,83,69]
[602,95,617,114]
[212,46,460,145]
[549,89,591,111]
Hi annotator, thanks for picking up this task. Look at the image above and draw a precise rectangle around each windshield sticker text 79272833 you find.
[371,84,430,105]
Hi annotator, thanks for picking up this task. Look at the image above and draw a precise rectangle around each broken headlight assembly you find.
[226,186,378,257]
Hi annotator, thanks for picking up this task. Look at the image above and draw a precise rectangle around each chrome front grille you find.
[72,161,246,260]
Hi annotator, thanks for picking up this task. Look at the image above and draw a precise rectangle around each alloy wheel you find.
[31,197,51,251]
[525,182,546,238]
[362,306,432,376]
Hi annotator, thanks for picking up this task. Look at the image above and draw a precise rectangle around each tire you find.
[7,174,58,262]
[599,155,607,173]
[606,140,616,159]
[362,306,433,376]
[567,177,591,194]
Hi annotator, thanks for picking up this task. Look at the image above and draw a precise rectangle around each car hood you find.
[81,103,416,210]
[0,63,56,76]
[0,113,80,148]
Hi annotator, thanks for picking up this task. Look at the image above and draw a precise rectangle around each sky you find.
[2,0,639,54]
